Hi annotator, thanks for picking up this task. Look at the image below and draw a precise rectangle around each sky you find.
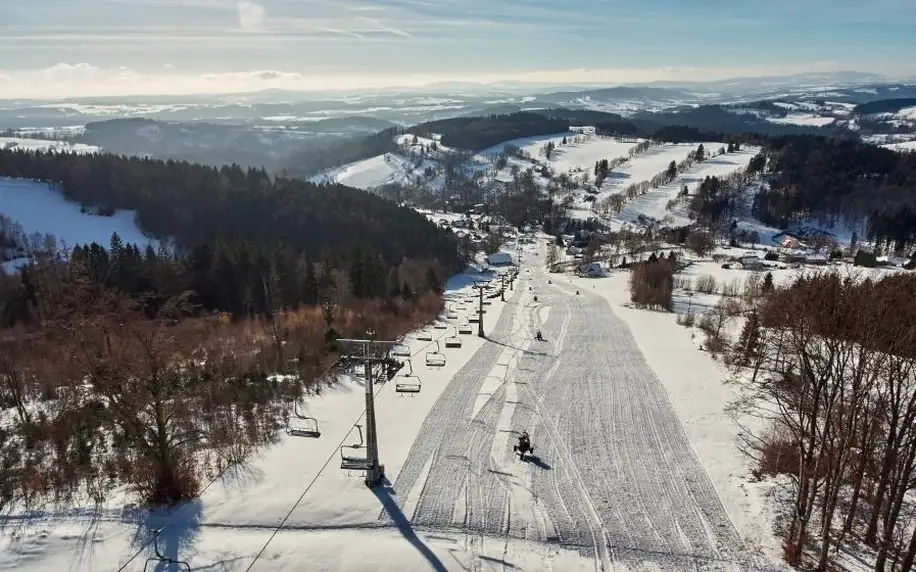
[1,0,915,98]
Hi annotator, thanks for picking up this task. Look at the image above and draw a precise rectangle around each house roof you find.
[486,252,514,265]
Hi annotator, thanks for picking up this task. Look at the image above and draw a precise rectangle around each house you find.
[577,262,606,278]
[738,254,761,270]
[486,252,514,266]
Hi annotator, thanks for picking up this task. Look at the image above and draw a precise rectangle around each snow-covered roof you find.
[486,251,514,265]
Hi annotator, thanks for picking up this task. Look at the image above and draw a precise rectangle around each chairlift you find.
[445,335,462,348]
[458,320,473,334]
[417,330,433,341]
[391,343,411,357]
[433,321,448,330]
[340,425,371,471]
[469,315,480,323]
[286,401,321,438]
[425,341,447,367]
[143,528,191,572]
[395,360,422,395]
[446,312,458,320]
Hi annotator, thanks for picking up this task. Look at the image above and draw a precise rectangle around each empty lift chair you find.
[143,528,191,572]
[425,341,447,367]
[395,359,422,395]
[458,319,473,335]
[416,329,433,341]
[390,343,411,358]
[445,327,462,348]
[340,424,372,471]
[286,401,321,438]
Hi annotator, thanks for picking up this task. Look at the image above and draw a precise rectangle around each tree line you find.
[734,271,916,571]
[0,147,462,508]
[0,148,460,272]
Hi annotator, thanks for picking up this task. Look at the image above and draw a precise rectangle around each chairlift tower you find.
[338,331,397,487]
[473,281,486,338]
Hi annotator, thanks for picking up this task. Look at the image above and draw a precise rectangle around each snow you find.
[882,140,916,152]
[0,239,791,572]
[607,147,760,230]
[477,132,578,157]
[0,177,154,272]
[0,136,99,154]
[766,113,836,127]
[553,265,785,563]
[309,153,437,190]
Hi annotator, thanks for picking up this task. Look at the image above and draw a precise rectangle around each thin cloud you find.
[237,1,265,31]
[5,61,911,99]
[357,17,412,38]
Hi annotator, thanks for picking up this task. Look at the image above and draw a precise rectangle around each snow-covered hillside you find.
[310,152,440,190]
[609,146,761,229]
[0,178,153,272]
[0,136,99,154]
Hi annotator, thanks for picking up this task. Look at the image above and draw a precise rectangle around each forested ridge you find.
[0,147,460,507]
[752,136,916,248]
[0,148,458,266]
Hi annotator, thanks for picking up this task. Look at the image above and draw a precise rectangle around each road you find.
[381,261,772,571]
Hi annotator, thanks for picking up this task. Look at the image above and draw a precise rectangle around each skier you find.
[514,431,533,459]
[535,330,543,341]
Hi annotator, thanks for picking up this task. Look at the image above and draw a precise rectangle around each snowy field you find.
[0,238,789,572]
[882,140,916,152]
[308,153,438,190]
[0,177,154,271]
[0,136,99,154]
[607,147,761,230]
[599,143,719,197]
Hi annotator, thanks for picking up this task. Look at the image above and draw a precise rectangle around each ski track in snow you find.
[381,264,778,571]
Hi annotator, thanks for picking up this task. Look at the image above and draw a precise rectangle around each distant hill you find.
[854,98,916,115]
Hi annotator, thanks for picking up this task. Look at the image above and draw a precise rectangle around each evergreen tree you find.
[736,309,761,366]
[762,271,774,293]
[695,144,706,162]
[666,160,677,182]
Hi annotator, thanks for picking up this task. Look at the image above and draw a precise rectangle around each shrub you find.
[629,258,675,311]
[695,274,718,294]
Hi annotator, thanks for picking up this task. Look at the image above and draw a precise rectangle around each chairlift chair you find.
[446,311,458,320]
[458,320,473,334]
[286,401,321,438]
[425,341,447,367]
[469,315,480,323]
[417,330,433,341]
[391,343,411,357]
[445,335,462,348]
[434,320,448,330]
[395,360,422,395]
[340,424,372,471]
[143,528,191,572]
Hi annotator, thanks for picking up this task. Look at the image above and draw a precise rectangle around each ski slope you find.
[309,153,438,190]
[609,147,761,229]
[1,240,785,571]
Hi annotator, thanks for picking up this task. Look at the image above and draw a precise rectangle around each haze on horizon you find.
[1,0,915,99]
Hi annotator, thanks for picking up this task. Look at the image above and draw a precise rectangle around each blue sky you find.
[1,0,914,97]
